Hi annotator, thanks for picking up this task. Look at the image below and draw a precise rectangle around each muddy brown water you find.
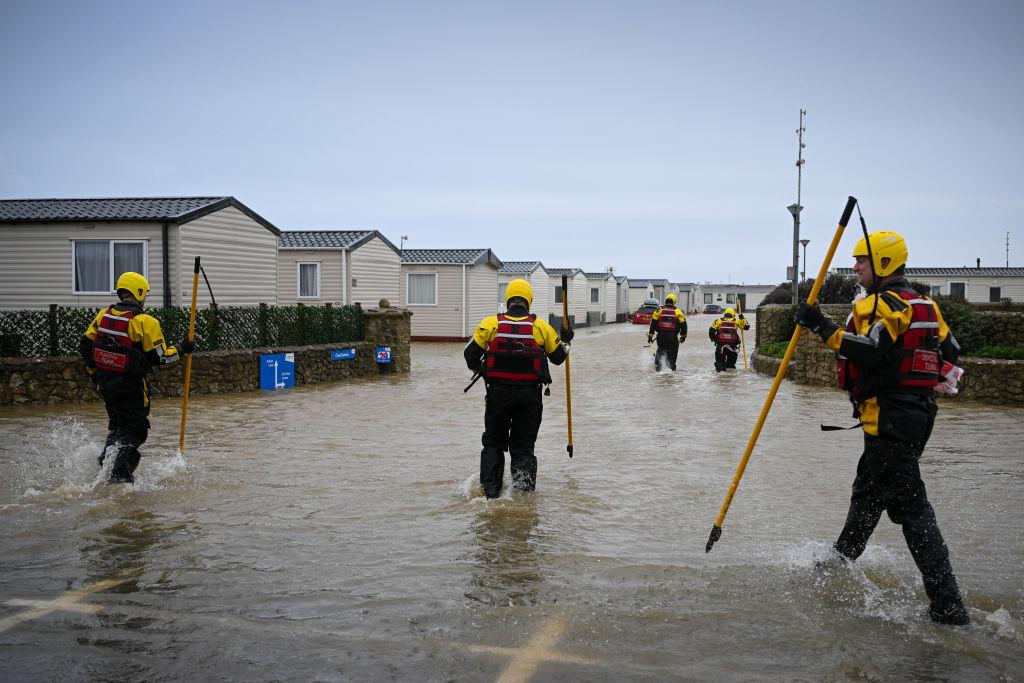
[1,317,1022,681]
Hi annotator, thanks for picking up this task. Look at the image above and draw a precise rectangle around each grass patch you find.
[757,342,790,358]
[964,346,1024,360]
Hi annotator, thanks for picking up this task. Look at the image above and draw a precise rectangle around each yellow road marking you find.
[0,578,124,634]
[436,616,599,683]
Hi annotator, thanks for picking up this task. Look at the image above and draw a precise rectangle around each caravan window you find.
[408,273,438,305]
[73,240,147,294]
[591,288,600,303]
[298,262,320,298]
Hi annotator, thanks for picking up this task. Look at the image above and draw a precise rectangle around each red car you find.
[629,299,660,325]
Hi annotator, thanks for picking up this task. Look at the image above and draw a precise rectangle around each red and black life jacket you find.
[92,307,136,373]
[837,287,941,400]
[715,319,739,344]
[656,306,681,333]
[485,314,545,383]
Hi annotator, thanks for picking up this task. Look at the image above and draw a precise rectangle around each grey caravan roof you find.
[401,248,501,267]
[279,229,400,254]
[0,196,279,234]
[499,261,546,274]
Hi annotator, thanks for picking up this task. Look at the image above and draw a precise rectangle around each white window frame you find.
[71,239,149,295]
[297,262,321,299]
[948,281,967,298]
[406,272,439,306]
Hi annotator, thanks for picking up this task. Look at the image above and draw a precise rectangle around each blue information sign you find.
[331,349,356,361]
[375,347,392,364]
[259,353,295,390]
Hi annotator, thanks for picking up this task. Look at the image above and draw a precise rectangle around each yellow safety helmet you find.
[665,293,677,305]
[115,271,150,303]
[724,308,736,318]
[852,230,908,277]
[505,278,533,308]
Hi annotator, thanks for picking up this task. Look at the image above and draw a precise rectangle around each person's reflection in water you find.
[465,495,542,607]
[81,506,190,601]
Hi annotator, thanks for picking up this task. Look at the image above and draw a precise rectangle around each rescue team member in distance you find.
[79,272,195,484]
[795,230,969,625]
[463,279,572,499]
[647,293,687,371]
[709,308,748,371]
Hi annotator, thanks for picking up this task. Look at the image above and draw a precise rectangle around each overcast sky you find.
[2,1,1021,284]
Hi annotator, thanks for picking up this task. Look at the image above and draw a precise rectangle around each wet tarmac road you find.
[1,317,1022,681]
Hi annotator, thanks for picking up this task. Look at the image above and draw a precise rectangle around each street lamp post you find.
[800,238,810,281]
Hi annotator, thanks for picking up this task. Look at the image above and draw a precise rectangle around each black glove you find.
[795,303,839,340]
[647,332,654,344]
[679,335,686,344]
[560,325,574,343]
[738,313,745,320]
[180,340,197,354]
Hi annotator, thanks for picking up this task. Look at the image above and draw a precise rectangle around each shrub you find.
[761,273,859,306]
[931,295,988,355]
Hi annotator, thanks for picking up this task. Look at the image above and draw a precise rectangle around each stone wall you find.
[0,307,411,406]
[753,304,1024,405]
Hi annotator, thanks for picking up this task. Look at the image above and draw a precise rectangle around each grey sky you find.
[2,0,1021,284]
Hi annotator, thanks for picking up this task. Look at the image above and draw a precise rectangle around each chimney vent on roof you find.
[977,258,981,268]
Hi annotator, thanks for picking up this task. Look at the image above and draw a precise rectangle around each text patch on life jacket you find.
[92,308,136,373]
[715,320,739,344]
[656,306,680,333]
[485,315,545,383]
[837,288,941,399]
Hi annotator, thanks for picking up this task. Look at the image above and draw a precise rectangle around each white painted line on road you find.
[436,616,599,683]
[0,578,124,634]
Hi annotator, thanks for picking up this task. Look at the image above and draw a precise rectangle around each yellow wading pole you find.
[561,275,574,458]
[705,196,857,552]
[738,298,748,371]
[178,256,201,456]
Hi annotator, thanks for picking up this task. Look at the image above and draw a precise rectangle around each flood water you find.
[1,316,1022,681]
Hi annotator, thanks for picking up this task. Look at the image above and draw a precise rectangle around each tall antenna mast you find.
[1008,231,1011,268]
[787,109,807,304]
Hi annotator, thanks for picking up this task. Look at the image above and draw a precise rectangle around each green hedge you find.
[0,303,363,358]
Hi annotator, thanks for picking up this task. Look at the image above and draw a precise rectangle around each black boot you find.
[108,444,140,484]
[929,602,970,625]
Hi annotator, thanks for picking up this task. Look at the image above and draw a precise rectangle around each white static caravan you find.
[0,196,280,310]
[277,230,400,307]
[627,279,656,314]
[614,276,630,322]
[675,282,703,314]
[583,272,618,325]
[498,261,551,319]
[400,248,501,341]
[547,268,589,327]
[834,266,1024,303]
[700,283,776,312]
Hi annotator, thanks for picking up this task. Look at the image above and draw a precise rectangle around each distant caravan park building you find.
[400,248,501,341]
[834,266,1024,303]
[583,271,618,325]
[547,268,589,327]
[0,196,280,309]
[627,279,656,313]
[614,276,631,321]
[700,283,776,312]
[277,230,400,307]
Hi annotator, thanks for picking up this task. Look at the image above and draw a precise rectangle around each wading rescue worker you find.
[647,293,687,371]
[463,279,572,499]
[795,230,969,626]
[708,308,748,371]
[79,272,194,484]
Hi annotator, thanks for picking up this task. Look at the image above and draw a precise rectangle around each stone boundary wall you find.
[0,308,411,406]
[752,305,1024,405]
